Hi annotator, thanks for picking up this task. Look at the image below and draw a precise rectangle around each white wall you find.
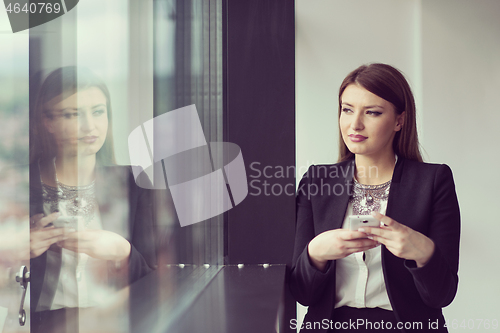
[296,0,500,331]
[296,0,422,172]
[420,0,500,326]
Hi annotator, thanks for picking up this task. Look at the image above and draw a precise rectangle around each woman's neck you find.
[54,154,96,186]
[354,151,396,185]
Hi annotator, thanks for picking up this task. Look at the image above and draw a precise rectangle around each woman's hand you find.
[58,229,131,261]
[30,212,70,258]
[360,211,435,267]
[308,229,379,271]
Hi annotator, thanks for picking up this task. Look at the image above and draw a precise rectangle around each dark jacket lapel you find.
[314,158,355,234]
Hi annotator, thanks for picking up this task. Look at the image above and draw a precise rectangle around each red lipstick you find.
[79,136,98,143]
[349,134,367,142]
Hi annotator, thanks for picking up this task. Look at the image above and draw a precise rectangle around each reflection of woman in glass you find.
[29,67,156,332]
[290,64,460,332]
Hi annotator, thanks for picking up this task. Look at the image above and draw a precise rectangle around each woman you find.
[29,67,156,332]
[290,63,460,332]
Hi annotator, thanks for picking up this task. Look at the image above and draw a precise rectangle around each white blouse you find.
[36,183,113,311]
[334,199,392,310]
[335,155,398,311]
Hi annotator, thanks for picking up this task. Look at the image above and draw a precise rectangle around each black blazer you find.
[29,163,157,314]
[289,157,460,332]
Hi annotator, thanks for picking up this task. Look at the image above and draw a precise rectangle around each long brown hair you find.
[337,63,423,162]
[30,66,115,165]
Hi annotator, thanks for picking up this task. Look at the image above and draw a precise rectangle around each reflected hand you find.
[308,229,378,271]
[30,212,71,258]
[58,229,131,261]
[360,211,435,267]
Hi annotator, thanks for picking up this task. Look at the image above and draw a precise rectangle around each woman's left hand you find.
[58,229,131,261]
[359,211,435,268]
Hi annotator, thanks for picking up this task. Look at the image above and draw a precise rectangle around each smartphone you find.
[51,216,82,230]
[349,215,380,231]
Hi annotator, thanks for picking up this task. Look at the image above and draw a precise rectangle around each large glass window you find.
[1,0,223,331]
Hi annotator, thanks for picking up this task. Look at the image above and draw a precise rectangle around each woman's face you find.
[339,84,404,159]
[44,87,108,158]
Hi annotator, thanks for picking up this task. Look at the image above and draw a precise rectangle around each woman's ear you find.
[395,111,405,131]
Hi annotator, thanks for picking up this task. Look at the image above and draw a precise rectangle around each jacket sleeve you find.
[108,167,157,287]
[289,166,336,306]
[405,164,461,308]
[127,169,157,284]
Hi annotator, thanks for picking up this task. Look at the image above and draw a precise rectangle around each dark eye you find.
[342,107,353,113]
[63,112,78,119]
[93,109,106,116]
[366,111,382,116]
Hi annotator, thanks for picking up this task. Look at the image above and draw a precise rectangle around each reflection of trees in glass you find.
[0,78,29,168]
[0,71,30,331]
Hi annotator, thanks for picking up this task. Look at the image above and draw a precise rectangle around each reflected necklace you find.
[42,159,97,226]
[350,178,391,215]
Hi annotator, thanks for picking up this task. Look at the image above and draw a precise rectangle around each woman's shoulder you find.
[96,164,145,185]
[398,158,455,184]
[96,164,131,179]
[303,159,354,177]
[298,159,355,189]
[401,158,453,173]
[97,164,155,193]
[310,159,354,169]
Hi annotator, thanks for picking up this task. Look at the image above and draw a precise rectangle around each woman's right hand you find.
[307,229,379,271]
[30,212,70,258]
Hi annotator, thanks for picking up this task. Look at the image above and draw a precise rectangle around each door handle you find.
[15,265,30,326]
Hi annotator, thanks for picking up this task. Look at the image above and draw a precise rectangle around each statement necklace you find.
[41,160,97,226]
[350,178,391,215]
